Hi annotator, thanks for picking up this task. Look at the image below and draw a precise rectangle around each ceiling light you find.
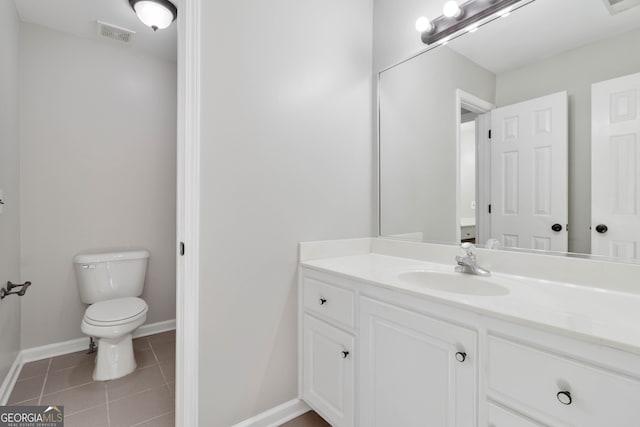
[129,0,177,31]
[416,16,434,33]
[443,1,463,18]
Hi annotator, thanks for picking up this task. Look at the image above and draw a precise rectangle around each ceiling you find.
[446,0,640,73]
[14,0,177,62]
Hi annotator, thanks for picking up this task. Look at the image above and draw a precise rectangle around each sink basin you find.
[397,271,509,296]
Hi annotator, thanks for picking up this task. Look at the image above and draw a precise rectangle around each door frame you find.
[455,90,494,245]
[177,0,201,425]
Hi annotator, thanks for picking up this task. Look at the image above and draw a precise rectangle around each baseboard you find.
[0,352,23,405]
[21,319,176,364]
[231,399,311,427]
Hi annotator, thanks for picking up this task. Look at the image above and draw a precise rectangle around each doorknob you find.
[595,224,608,234]
[551,224,563,232]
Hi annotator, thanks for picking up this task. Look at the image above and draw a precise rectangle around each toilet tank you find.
[74,249,150,304]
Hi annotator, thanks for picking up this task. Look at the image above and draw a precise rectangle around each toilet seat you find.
[84,297,148,327]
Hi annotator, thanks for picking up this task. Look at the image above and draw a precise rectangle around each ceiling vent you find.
[601,0,640,15]
[97,21,136,43]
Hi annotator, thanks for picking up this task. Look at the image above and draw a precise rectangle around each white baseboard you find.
[20,319,176,364]
[231,399,311,427]
[0,352,24,405]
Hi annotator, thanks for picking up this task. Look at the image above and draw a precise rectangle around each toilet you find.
[73,249,150,381]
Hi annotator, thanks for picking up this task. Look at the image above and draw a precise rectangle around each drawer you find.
[303,277,355,329]
[488,336,640,426]
[488,402,543,427]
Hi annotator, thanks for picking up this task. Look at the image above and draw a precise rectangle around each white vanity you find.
[298,238,640,427]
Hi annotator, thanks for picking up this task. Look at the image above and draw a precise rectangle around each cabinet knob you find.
[557,391,572,405]
[455,352,467,363]
[341,350,350,359]
[319,298,327,305]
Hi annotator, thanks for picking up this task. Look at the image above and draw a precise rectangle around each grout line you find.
[105,382,111,427]
[129,409,174,427]
[64,401,105,417]
[41,380,95,399]
[148,339,170,388]
[37,359,52,405]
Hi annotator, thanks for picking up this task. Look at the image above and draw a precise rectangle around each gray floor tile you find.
[106,365,166,401]
[42,382,107,415]
[109,385,173,427]
[8,376,45,404]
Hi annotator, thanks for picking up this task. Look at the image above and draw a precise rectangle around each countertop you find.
[301,253,640,354]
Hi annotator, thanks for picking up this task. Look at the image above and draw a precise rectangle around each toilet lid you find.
[85,297,147,324]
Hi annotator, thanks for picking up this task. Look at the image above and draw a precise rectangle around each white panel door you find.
[490,92,568,251]
[303,314,354,427]
[592,72,640,259]
[359,297,477,427]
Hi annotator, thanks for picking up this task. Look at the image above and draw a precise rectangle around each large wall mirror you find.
[379,0,640,261]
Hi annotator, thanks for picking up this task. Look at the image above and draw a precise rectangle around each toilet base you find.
[93,334,137,381]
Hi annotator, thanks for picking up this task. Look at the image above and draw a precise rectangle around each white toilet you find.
[73,249,150,381]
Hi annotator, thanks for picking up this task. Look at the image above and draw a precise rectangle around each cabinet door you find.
[303,314,354,427]
[360,297,477,427]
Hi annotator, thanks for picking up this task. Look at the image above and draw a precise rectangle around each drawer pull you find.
[341,350,350,359]
[319,298,327,305]
[455,352,467,363]
[557,391,572,405]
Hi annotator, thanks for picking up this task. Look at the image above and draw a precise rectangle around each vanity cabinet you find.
[359,297,476,427]
[301,276,356,427]
[299,266,640,427]
[487,335,640,427]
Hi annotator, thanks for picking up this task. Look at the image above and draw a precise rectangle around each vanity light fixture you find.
[129,0,177,31]
[418,0,524,45]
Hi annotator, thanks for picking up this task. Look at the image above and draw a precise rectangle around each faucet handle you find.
[460,242,476,257]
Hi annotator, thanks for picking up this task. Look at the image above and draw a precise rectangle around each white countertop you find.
[301,253,640,354]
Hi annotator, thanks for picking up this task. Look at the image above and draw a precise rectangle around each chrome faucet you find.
[455,242,490,277]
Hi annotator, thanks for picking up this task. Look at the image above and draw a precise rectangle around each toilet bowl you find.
[74,249,150,381]
[81,297,148,381]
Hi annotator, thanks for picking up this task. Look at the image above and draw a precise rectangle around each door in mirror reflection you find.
[592,72,640,259]
[489,91,568,251]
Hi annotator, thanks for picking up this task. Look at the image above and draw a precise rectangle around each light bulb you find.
[415,16,433,33]
[443,1,462,18]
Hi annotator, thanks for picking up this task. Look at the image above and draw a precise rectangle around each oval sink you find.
[397,271,509,296]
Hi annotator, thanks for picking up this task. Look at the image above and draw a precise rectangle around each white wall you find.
[197,0,374,425]
[495,27,640,254]
[379,47,495,241]
[20,23,177,348]
[0,0,22,380]
[460,121,476,222]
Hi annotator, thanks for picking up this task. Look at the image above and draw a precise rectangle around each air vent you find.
[97,21,136,43]
[601,0,640,15]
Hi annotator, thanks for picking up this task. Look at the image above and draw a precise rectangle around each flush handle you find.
[557,391,572,405]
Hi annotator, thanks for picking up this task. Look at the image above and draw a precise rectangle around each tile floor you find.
[8,330,175,427]
[280,411,330,427]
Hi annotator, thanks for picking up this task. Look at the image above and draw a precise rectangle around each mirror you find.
[379,0,640,260]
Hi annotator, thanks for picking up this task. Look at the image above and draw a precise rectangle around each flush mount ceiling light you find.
[129,0,177,31]
[417,0,528,45]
